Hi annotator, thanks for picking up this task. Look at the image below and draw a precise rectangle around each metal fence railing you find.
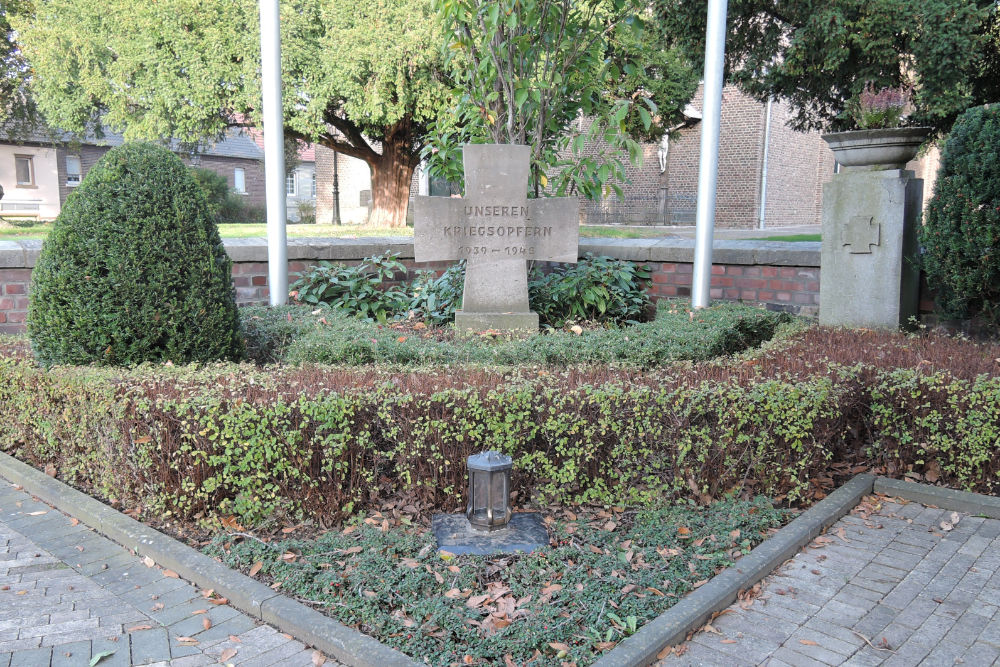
[578,195,696,227]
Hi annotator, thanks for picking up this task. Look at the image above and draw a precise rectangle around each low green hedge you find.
[1,348,998,527]
[241,300,793,367]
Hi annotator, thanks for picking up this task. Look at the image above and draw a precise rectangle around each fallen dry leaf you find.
[219,648,238,662]
[202,617,212,631]
[800,639,819,646]
[311,650,326,666]
[466,594,490,608]
[162,570,179,579]
[151,603,164,612]
[248,561,263,577]
[721,639,737,644]
[142,556,155,568]
[191,609,208,615]
[175,637,199,644]
[70,518,79,526]
[26,511,47,516]
[228,635,242,643]
[126,625,152,632]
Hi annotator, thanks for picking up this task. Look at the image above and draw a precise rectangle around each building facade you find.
[0,127,268,220]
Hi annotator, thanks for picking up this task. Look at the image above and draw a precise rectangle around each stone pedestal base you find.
[820,169,922,329]
[431,513,549,556]
[454,310,539,333]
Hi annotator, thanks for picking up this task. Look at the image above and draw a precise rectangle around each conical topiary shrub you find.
[28,142,245,366]
[920,104,1000,327]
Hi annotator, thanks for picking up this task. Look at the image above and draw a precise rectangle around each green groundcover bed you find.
[2,303,1000,665]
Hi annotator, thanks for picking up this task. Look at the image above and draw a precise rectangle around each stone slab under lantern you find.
[431,513,549,556]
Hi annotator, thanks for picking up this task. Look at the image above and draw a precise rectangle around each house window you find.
[286,172,297,196]
[234,167,247,194]
[311,172,316,198]
[15,155,34,186]
[66,155,82,186]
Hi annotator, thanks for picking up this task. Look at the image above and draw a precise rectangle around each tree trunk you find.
[368,134,416,228]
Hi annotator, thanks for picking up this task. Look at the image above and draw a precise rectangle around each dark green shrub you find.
[921,104,1000,325]
[529,254,652,327]
[290,253,652,328]
[218,194,266,224]
[189,167,229,220]
[27,142,245,367]
[289,253,410,323]
[407,262,465,325]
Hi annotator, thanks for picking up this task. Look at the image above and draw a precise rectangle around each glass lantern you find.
[465,451,513,531]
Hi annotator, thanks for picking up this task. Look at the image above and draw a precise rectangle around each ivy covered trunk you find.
[367,133,418,229]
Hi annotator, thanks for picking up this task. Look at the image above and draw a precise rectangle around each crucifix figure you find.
[413,144,579,332]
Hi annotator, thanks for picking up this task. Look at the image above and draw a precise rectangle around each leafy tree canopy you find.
[13,0,452,226]
[658,0,999,135]
[1,0,35,129]
[425,0,698,199]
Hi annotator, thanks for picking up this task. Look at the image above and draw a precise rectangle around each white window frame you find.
[14,155,35,187]
[233,167,247,194]
[310,172,316,198]
[285,171,297,197]
[66,155,82,187]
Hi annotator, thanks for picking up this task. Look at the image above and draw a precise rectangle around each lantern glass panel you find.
[491,472,507,515]
[471,470,489,523]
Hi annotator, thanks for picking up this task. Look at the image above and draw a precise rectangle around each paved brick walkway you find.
[0,480,342,666]
[659,496,1000,666]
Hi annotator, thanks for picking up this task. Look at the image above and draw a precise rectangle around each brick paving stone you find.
[660,498,1000,666]
[7,647,51,667]
[49,640,90,667]
[0,480,345,667]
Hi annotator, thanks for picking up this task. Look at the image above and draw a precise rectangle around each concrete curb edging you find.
[592,474,876,667]
[0,451,420,667]
[874,477,1000,519]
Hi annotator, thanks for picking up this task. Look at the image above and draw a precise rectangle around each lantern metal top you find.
[467,451,512,472]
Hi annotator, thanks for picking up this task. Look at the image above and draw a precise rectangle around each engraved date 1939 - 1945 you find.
[458,246,535,257]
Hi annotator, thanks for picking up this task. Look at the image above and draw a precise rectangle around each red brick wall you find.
[646,263,820,312]
[0,255,820,334]
[0,269,31,334]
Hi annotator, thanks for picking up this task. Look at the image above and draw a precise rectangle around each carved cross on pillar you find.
[842,216,881,254]
[413,144,579,332]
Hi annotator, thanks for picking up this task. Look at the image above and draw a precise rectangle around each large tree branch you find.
[323,110,378,161]
[316,132,376,163]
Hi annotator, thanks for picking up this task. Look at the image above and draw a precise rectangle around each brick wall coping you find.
[0,237,821,269]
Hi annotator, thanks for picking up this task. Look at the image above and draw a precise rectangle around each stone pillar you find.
[819,169,922,328]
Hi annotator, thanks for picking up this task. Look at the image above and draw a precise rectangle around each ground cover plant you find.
[241,300,788,367]
[205,497,788,666]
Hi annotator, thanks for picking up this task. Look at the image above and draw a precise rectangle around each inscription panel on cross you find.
[412,144,579,329]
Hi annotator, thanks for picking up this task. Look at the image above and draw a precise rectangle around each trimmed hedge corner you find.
[1,326,998,528]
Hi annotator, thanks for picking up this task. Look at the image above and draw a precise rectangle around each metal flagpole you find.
[259,0,288,306]
[691,0,729,309]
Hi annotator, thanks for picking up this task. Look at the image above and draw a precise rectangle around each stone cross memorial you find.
[413,144,579,332]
